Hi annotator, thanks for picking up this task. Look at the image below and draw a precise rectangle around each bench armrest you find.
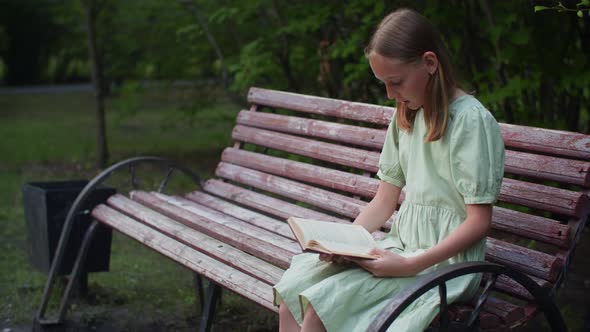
[366,261,566,332]
[36,156,202,325]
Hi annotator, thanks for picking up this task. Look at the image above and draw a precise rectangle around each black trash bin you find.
[22,180,115,275]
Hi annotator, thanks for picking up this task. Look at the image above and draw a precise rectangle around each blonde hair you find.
[365,8,458,142]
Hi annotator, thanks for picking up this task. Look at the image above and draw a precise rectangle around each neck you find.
[450,88,466,103]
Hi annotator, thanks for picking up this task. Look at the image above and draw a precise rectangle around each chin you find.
[406,104,421,111]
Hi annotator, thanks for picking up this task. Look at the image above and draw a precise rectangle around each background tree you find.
[1,0,589,134]
[0,0,61,84]
[82,0,108,168]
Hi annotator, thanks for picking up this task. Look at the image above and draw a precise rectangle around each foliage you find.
[0,0,62,84]
[535,0,590,17]
[1,1,589,133]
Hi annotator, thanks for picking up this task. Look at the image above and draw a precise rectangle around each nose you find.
[385,84,398,101]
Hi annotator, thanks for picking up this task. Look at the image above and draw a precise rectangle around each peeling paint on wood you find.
[92,204,277,312]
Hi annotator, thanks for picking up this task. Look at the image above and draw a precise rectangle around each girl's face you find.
[368,52,434,111]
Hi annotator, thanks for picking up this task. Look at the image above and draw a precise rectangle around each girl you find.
[274,8,505,332]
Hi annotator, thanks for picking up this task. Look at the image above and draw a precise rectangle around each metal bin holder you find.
[22,180,115,291]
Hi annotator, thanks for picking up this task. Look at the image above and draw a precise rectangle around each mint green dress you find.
[273,95,505,331]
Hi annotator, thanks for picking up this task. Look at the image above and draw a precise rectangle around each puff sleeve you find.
[377,119,405,188]
[450,107,505,204]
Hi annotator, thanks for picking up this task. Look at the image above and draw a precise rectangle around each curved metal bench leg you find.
[35,156,203,327]
[35,221,101,326]
[194,273,205,312]
[56,221,101,323]
[199,281,222,332]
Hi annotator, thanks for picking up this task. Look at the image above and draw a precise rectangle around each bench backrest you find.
[205,87,590,314]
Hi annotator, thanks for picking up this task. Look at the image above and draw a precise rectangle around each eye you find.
[389,80,402,86]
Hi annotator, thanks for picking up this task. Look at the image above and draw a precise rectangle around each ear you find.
[421,51,439,75]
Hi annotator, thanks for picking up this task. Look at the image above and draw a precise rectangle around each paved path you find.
[0,83,93,95]
[0,80,204,95]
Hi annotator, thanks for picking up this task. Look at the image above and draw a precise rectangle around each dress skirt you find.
[273,204,485,332]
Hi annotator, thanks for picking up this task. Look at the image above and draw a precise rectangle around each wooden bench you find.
[36,87,590,331]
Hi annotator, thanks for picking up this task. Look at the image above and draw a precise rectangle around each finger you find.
[346,257,371,268]
[320,254,339,263]
[343,256,361,263]
[370,248,386,256]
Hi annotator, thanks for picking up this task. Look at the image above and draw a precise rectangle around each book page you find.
[288,217,376,258]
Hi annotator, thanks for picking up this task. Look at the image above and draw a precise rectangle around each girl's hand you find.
[346,248,418,277]
[319,253,346,264]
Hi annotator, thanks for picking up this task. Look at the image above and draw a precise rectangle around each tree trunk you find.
[180,0,244,106]
[268,1,300,92]
[83,0,108,168]
[477,0,515,123]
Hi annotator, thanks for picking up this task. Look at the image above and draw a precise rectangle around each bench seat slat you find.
[446,305,502,329]
[486,238,562,282]
[222,148,571,247]
[94,203,520,325]
[200,180,349,224]
[150,192,548,308]
[490,274,550,301]
[104,194,284,284]
[504,150,590,186]
[237,110,385,150]
[97,202,526,325]
[233,124,379,172]
[237,110,590,186]
[471,295,524,324]
[125,191,297,268]
[177,189,554,300]
[180,190,293,239]
[248,87,394,125]
[232,126,585,216]
[491,207,570,248]
[203,178,560,282]
[501,123,590,160]
[91,204,278,312]
[222,147,378,199]
[248,87,590,160]
[177,190,552,299]
[217,161,579,234]
[198,182,389,240]
[216,162,369,219]
[499,178,588,217]
[141,192,300,254]
[226,148,570,245]
[152,191,296,240]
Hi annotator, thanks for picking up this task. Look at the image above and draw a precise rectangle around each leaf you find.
[534,5,550,12]
[578,10,584,17]
[209,7,239,25]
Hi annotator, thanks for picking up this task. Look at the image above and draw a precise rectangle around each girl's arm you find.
[349,204,491,277]
[406,204,491,274]
[353,180,402,233]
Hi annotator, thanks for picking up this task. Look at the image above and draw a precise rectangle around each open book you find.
[287,217,378,259]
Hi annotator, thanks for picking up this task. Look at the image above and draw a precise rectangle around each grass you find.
[0,85,277,331]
